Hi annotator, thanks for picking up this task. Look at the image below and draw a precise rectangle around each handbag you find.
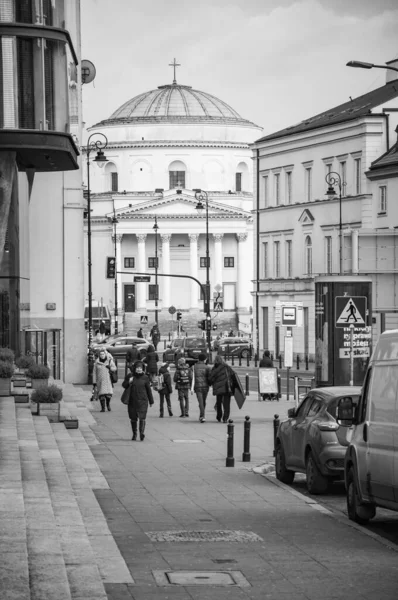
[121,384,131,405]
[90,387,99,402]
[110,370,118,384]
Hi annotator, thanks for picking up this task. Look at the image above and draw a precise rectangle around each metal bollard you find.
[279,355,282,369]
[168,332,171,341]
[305,354,309,370]
[254,353,258,368]
[238,354,242,367]
[226,419,235,467]
[296,354,300,370]
[311,377,316,389]
[164,339,167,349]
[277,374,281,399]
[246,353,250,367]
[242,416,251,462]
[245,373,250,397]
[231,353,235,366]
[273,414,280,457]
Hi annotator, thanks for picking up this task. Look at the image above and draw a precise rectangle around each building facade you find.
[84,77,262,335]
[252,63,398,359]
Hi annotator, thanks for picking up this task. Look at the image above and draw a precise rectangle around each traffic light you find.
[198,320,206,330]
[176,311,182,321]
[106,256,116,278]
[212,323,217,331]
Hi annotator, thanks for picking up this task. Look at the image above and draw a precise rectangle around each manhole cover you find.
[153,570,250,588]
[172,439,204,443]
[146,530,263,542]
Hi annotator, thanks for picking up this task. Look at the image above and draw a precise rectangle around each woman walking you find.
[92,348,117,412]
[122,361,154,441]
[143,344,159,386]
[208,355,236,423]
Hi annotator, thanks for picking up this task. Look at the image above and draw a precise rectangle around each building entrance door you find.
[124,285,136,312]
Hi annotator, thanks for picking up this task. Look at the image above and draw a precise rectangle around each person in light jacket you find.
[122,361,154,441]
[92,349,117,412]
[208,355,236,423]
[192,353,211,423]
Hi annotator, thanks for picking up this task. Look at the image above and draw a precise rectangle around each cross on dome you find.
[169,58,181,84]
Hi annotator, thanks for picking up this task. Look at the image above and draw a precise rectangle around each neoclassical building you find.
[84,69,262,334]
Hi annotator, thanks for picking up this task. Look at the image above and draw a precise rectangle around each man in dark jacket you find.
[122,361,154,441]
[137,327,144,339]
[208,355,236,422]
[143,344,159,386]
[150,323,160,350]
[192,353,211,422]
[157,362,173,417]
[126,342,140,371]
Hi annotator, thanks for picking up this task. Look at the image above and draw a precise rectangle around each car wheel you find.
[306,451,329,494]
[240,349,249,358]
[346,467,376,524]
[275,443,295,484]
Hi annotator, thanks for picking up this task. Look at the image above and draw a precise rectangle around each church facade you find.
[84,69,262,335]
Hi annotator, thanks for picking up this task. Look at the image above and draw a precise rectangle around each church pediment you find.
[298,209,314,224]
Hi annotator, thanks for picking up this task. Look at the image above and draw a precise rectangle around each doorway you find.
[124,285,136,312]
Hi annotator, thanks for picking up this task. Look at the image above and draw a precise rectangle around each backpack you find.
[177,367,190,386]
[157,372,165,391]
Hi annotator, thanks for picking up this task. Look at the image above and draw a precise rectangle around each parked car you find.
[275,386,361,494]
[217,337,252,358]
[163,337,208,366]
[337,329,398,524]
[92,336,151,359]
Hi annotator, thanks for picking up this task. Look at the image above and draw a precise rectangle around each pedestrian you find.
[92,348,117,412]
[137,327,144,339]
[192,353,211,423]
[173,357,193,418]
[157,362,173,417]
[228,329,234,337]
[259,350,275,401]
[143,344,159,386]
[208,355,236,423]
[126,342,140,372]
[99,320,107,341]
[122,361,154,441]
[150,322,160,350]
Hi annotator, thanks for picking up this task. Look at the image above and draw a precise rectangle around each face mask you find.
[136,368,143,374]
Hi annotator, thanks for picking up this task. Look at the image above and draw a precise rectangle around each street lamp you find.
[153,216,159,324]
[347,60,398,74]
[112,207,119,335]
[325,172,345,275]
[86,132,108,383]
[193,188,212,360]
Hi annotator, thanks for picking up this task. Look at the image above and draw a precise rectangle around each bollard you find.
[273,414,280,457]
[238,354,242,367]
[245,373,250,397]
[305,354,309,370]
[242,416,251,462]
[296,354,300,370]
[124,358,128,378]
[226,420,235,467]
[168,332,171,341]
[277,374,281,400]
[164,339,167,349]
[246,353,250,367]
[231,353,235,366]
[293,376,299,406]
[279,354,282,369]
[311,377,316,389]
[254,353,258,368]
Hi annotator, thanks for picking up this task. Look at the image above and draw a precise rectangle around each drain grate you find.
[146,530,263,542]
[172,439,204,443]
[212,559,237,564]
[153,570,250,588]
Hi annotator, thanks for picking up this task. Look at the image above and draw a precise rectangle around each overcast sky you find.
[81,0,398,137]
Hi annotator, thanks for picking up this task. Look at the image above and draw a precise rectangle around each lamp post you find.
[325,172,345,275]
[347,60,398,74]
[86,132,108,383]
[153,216,159,324]
[193,188,212,360]
[112,207,119,335]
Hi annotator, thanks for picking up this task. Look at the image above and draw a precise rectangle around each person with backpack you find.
[143,344,159,386]
[157,362,173,417]
[173,357,193,418]
[126,342,140,372]
[208,355,236,423]
[192,353,211,423]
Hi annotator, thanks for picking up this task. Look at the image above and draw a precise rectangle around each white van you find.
[337,329,398,523]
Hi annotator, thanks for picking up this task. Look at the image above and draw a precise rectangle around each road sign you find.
[335,296,366,328]
[140,315,148,324]
[281,306,297,326]
[168,306,176,315]
[134,276,150,282]
[213,301,223,312]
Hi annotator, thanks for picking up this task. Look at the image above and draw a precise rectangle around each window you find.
[148,257,158,269]
[340,161,347,188]
[236,172,242,192]
[305,167,312,202]
[354,158,361,195]
[124,257,135,268]
[307,399,323,417]
[325,236,332,274]
[305,235,312,275]
[379,186,387,213]
[169,171,185,189]
[263,242,268,278]
[111,172,118,192]
[274,173,280,205]
[224,257,234,268]
[148,285,158,301]
[200,257,210,268]
[286,171,292,204]
[261,175,268,207]
[325,163,332,176]
[274,241,280,277]
[286,240,292,278]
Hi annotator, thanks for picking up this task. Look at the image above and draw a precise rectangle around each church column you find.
[189,234,199,309]
[213,233,224,292]
[161,234,171,308]
[113,234,123,319]
[237,233,248,309]
[137,234,147,311]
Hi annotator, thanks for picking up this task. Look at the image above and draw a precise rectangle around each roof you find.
[94,83,259,128]
[368,139,398,171]
[255,79,398,144]
[311,386,362,398]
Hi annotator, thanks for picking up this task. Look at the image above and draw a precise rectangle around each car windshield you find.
[327,395,360,419]
[186,338,206,348]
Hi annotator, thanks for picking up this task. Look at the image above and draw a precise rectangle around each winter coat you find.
[173,365,193,390]
[157,365,172,394]
[143,349,159,374]
[93,355,117,396]
[126,346,140,365]
[150,327,160,343]
[259,356,273,368]
[208,362,236,396]
[193,361,211,391]
[137,329,144,338]
[122,372,154,419]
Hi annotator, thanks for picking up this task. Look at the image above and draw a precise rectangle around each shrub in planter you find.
[0,360,14,396]
[0,348,15,364]
[31,384,62,404]
[27,364,50,388]
[15,355,36,370]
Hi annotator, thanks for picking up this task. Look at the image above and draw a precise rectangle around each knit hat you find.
[177,357,186,367]
[198,353,207,361]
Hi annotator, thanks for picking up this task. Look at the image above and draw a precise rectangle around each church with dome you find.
[84,63,262,335]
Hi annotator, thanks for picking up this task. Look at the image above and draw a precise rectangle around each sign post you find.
[349,324,355,386]
[284,334,293,402]
[168,306,176,339]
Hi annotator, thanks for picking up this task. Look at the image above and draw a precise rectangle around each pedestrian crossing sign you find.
[140,315,148,324]
[335,296,366,328]
[213,301,223,312]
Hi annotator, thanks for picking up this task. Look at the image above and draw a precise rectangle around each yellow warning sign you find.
[336,297,365,326]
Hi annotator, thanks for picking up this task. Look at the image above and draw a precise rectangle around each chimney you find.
[386,58,398,83]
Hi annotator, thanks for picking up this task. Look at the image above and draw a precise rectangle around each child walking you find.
[173,357,192,418]
[157,362,173,417]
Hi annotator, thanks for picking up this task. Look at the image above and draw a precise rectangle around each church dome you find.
[96,83,257,127]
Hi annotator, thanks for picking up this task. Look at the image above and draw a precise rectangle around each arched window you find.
[305,235,312,275]
[168,160,186,190]
[236,162,249,192]
[104,162,118,192]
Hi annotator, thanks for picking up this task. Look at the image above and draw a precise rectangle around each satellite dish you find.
[81,60,96,84]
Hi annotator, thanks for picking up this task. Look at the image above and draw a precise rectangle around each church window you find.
[169,171,185,189]
[148,285,159,301]
[200,257,210,268]
[224,257,234,268]
[305,235,313,275]
[235,172,242,192]
[148,257,158,269]
[124,257,135,268]
[111,172,118,192]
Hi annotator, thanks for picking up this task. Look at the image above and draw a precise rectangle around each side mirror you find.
[287,408,296,418]
[337,397,355,426]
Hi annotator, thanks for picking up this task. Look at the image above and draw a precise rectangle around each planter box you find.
[0,378,11,396]
[36,402,60,422]
[13,378,27,388]
[31,379,49,390]
[64,418,79,429]
[14,394,29,403]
